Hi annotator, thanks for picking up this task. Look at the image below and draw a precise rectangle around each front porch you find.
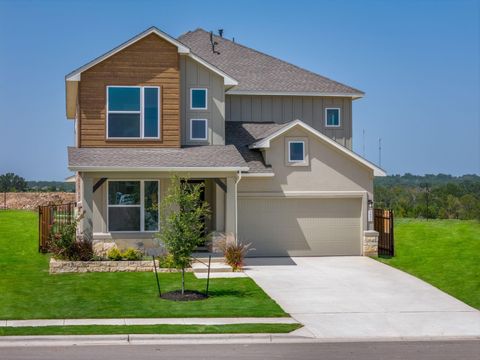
[77,171,240,254]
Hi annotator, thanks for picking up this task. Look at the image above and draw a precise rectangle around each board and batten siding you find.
[180,56,225,145]
[226,95,353,149]
[78,34,180,148]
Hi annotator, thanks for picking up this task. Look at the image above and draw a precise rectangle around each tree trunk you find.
[181,267,185,295]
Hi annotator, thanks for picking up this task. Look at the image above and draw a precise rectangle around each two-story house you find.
[65,27,385,257]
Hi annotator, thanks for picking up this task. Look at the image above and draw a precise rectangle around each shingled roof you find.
[179,29,364,97]
[68,146,248,171]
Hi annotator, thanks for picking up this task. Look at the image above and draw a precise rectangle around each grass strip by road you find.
[377,219,480,309]
[0,211,287,319]
[0,324,302,336]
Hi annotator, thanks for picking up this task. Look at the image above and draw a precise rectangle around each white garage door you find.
[238,197,362,257]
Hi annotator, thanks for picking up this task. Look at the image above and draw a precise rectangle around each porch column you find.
[80,172,93,242]
[225,176,237,239]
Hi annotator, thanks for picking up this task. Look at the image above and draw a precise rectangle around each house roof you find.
[68,146,248,172]
[248,119,386,176]
[225,122,284,173]
[179,29,364,98]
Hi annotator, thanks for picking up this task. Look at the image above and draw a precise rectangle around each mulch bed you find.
[160,290,208,301]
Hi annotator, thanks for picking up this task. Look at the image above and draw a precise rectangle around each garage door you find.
[238,197,362,256]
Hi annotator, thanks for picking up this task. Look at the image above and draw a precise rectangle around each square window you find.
[289,141,305,162]
[107,180,160,232]
[325,108,340,127]
[107,86,160,139]
[190,119,207,140]
[191,88,207,109]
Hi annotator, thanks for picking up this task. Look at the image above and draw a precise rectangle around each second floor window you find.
[325,108,341,127]
[107,86,160,139]
[190,88,208,110]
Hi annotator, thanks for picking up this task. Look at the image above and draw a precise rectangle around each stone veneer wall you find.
[363,230,379,257]
[49,258,193,274]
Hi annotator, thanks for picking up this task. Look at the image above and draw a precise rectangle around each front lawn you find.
[377,219,480,309]
[0,323,301,336]
[0,211,287,320]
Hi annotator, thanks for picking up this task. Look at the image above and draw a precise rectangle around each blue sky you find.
[0,0,478,180]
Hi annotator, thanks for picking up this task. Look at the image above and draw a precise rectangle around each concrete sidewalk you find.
[1,317,298,327]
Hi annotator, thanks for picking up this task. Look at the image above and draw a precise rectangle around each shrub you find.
[48,213,93,261]
[158,253,177,269]
[106,247,122,261]
[221,241,253,272]
[122,248,143,261]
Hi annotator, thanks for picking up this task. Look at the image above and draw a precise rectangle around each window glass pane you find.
[144,181,159,231]
[191,120,207,140]
[108,87,140,111]
[191,89,207,109]
[108,181,140,205]
[326,109,339,126]
[108,113,140,138]
[144,88,159,137]
[289,142,304,161]
[108,207,140,231]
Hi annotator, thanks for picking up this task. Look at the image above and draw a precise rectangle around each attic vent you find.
[210,31,220,54]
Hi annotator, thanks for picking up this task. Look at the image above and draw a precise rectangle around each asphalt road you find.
[1,341,479,360]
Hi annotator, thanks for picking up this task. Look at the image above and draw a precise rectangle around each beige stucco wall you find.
[238,126,373,196]
[226,95,353,149]
[180,56,225,145]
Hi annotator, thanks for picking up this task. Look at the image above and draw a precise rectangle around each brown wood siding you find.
[78,34,180,148]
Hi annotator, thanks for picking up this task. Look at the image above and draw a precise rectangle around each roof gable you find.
[66,27,190,81]
[250,120,386,176]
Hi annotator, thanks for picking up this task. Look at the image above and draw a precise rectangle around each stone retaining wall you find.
[49,258,193,274]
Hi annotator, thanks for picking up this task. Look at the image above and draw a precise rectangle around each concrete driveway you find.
[244,257,480,340]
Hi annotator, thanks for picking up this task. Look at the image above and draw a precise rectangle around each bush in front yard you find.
[48,213,93,261]
[106,247,123,261]
[121,248,143,261]
[221,241,253,272]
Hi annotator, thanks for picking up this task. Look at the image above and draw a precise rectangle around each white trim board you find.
[249,119,386,176]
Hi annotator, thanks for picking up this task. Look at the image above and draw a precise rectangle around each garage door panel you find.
[238,198,361,257]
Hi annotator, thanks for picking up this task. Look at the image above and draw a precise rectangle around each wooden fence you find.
[374,208,394,257]
[38,202,76,253]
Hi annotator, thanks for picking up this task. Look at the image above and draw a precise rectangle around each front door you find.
[184,180,208,250]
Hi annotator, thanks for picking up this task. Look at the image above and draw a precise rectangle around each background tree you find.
[0,173,27,192]
[0,173,27,209]
[158,176,211,295]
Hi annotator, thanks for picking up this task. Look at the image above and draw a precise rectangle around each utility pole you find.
[362,129,366,158]
[423,183,430,221]
[378,138,382,167]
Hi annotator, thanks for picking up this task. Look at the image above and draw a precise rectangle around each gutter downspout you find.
[234,170,242,242]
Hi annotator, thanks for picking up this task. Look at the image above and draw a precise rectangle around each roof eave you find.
[226,90,364,99]
[69,166,249,172]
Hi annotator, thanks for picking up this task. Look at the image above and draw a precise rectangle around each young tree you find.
[158,176,210,295]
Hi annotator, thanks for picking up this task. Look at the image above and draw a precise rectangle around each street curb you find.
[0,334,479,347]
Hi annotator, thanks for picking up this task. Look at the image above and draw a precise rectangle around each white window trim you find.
[325,107,341,128]
[107,179,160,233]
[288,141,305,163]
[106,85,161,140]
[190,88,208,110]
[190,118,208,141]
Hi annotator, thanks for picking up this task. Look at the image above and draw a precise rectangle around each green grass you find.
[0,323,301,336]
[377,218,480,309]
[0,211,287,320]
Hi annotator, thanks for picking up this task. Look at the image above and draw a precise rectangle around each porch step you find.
[191,254,226,264]
[191,261,233,273]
